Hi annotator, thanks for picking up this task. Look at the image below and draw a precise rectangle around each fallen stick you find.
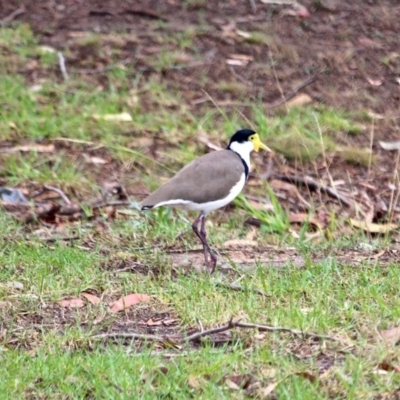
[267,75,318,109]
[93,318,342,343]
[273,174,353,207]
[43,185,71,205]
[215,282,270,297]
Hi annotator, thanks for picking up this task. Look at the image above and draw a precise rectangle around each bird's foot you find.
[204,247,217,274]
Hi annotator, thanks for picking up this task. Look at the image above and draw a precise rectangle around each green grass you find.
[0,23,399,399]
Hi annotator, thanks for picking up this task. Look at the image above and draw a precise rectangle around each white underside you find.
[152,173,246,215]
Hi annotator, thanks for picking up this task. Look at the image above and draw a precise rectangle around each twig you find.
[57,52,69,81]
[267,74,318,109]
[43,185,71,205]
[184,318,237,342]
[235,322,337,341]
[0,6,25,26]
[215,282,271,297]
[112,262,145,273]
[228,65,252,86]
[43,236,80,243]
[273,174,354,207]
[92,318,343,343]
[93,332,165,341]
[119,8,168,22]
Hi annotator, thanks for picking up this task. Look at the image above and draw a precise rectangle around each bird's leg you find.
[193,213,218,272]
[192,213,209,267]
[200,214,217,273]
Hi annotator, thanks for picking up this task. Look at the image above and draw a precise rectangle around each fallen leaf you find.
[226,59,248,66]
[59,298,85,308]
[82,154,108,164]
[163,319,177,326]
[223,239,258,248]
[380,326,400,346]
[225,379,241,390]
[296,371,317,382]
[349,219,398,233]
[261,380,280,396]
[6,281,24,290]
[379,141,400,151]
[146,318,163,326]
[110,293,151,312]
[248,199,274,211]
[228,53,254,62]
[236,30,251,39]
[142,366,169,384]
[286,93,313,108]
[92,112,132,122]
[38,45,56,53]
[81,292,101,305]
[358,37,383,48]
[0,144,55,153]
[377,362,400,373]
[289,213,323,230]
[367,77,383,86]
[223,374,253,389]
[187,374,202,390]
[283,4,311,18]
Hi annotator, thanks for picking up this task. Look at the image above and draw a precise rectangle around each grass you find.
[0,23,399,399]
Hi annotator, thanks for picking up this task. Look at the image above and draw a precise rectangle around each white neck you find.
[228,140,253,169]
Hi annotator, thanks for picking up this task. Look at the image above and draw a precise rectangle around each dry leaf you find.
[286,93,313,108]
[296,371,317,382]
[236,30,251,39]
[221,374,253,390]
[289,213,323,230]
[146,318,163,326]
[349,219,398,233]
[6,281,24,290]
[367,77,383,86]
[358,37,383,48]
[228,53,254,62]
[224,239,258,248]
[377,362,400,373]
[248,199,274,211]
[380,326,400,346]
[83,154,108,164]
[225,379,241,390]
[82,292,101,305]
[110,293,151,312]
[141,366,169,384]
[226,59,248,66]
[187,374,202,389]
[92,112,132,122]
[379,141,400,151]
[261,380,279,396]
[0,144,55,153]
[38,45,56,53]
[59,298,85,308]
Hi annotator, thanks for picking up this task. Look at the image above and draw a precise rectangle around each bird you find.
[140,129,271,273]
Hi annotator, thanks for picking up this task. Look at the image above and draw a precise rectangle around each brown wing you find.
[140,150,244,208]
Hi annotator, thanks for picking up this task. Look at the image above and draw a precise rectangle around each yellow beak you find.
[253,133,271,152]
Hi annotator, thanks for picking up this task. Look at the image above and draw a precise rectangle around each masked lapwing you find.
[140,129,270,272]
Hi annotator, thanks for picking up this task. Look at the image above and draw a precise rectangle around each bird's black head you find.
[228,129,256,147]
